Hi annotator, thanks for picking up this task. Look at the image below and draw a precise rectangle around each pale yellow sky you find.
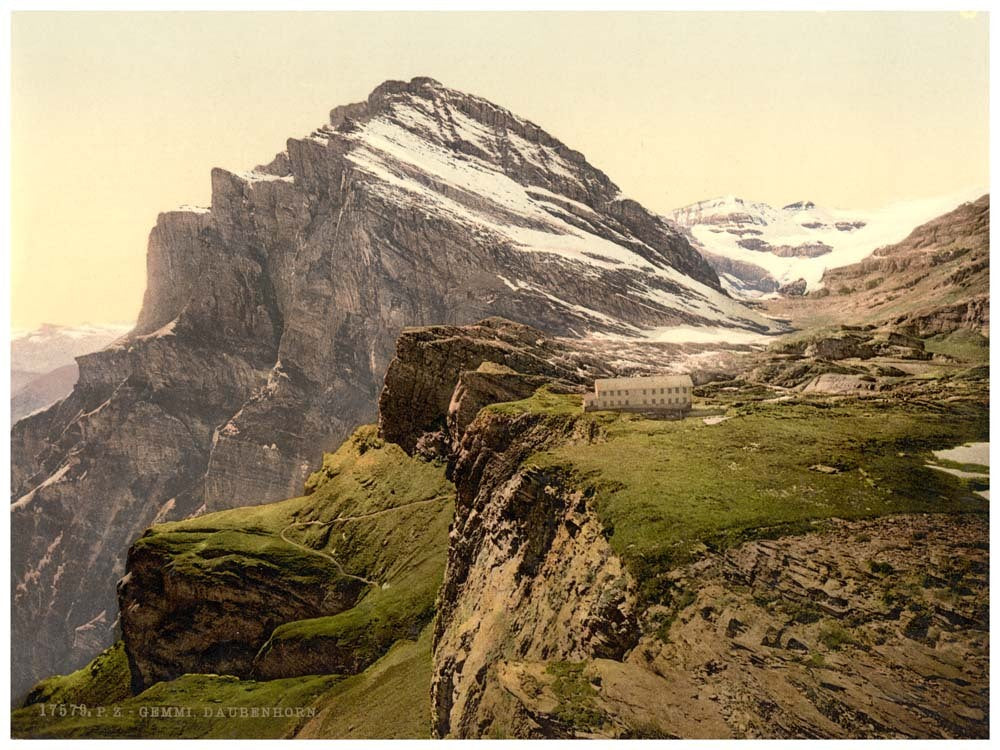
[11,11,989,330]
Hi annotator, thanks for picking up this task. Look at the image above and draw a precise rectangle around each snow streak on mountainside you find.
[257,80,778,338]
[671,191,985,297]
[10,77,779,701]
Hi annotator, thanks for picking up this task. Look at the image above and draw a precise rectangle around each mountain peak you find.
[13,80,780,699]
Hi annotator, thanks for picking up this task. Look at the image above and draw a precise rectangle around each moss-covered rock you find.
[119,425,454,690]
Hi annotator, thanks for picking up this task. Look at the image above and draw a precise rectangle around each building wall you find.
[584,377,693,413]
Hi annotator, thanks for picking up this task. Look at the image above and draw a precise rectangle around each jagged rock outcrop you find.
[119,529,364,692]
[10,77,777,699]
[447,363,556,446]
[740,326,936,391]
[695,248,780,295]
[779,278,808,296]
[377,318,611,453]
[432,407,639,738]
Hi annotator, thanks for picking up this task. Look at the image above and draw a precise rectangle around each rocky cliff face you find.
[432,408,639,738]
[11,77,778,700]
[478,513,988,738]
[377,317,610,454]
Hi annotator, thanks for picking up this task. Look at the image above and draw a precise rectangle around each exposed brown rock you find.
[477,515,988,738]
[10,76,754,699]
[432,408,638,738]
[377,318,608,454]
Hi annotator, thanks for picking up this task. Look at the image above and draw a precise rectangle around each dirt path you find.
[278,494,451,586]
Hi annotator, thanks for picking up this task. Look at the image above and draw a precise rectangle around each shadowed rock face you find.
[10,77,774,700]
[377,317,611,454]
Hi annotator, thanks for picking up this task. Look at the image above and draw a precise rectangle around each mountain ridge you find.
[10,76,777,700]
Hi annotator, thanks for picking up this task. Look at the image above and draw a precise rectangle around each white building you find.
[582,374,693,415]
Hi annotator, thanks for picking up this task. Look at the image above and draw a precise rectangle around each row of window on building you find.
[603,386,689,397]
[604,396,686,407]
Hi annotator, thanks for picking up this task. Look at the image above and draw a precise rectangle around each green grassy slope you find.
[19,642,132,710]
[13,426,454,739]
[493,388,988,604]
[12,667,342,739]
[131,424,453,666]
[11,628,434,740]
[294,626,434,739]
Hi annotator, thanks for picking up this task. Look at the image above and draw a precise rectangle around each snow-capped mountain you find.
[238,79,779,339]
[11,77,783,700]
[11,322,131,376]
[671,192,985,297]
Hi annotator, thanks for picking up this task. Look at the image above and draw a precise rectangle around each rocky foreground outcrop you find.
[432,408,638,738]
[377,317,610,453]
[405,322,989,738]
[426,396,988,737]
[10,76,776,699]
[488,514,988,738]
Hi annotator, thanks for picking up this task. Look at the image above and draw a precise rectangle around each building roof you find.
[595,374,693,389]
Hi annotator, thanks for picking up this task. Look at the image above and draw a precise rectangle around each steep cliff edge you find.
[11,319,989,739]
[432,405,639,738]
[429,376,987,737]
[10,76,778,699]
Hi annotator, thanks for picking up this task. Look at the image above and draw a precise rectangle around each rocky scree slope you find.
[9,76,776,700]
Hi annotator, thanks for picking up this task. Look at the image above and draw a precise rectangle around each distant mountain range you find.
[11,323,131,423]
[766,193,989,336]
[670,192,985,297]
